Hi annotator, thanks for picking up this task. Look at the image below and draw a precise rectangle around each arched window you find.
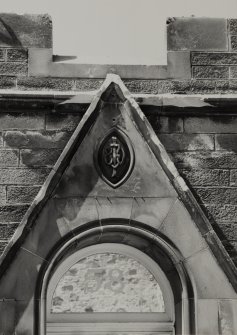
[46,243,175,334]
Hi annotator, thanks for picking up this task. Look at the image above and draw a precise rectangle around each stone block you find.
[192,52,237,65]
[215,134,237,151]
[228,80,237,91]
[218,300,237,334]
[0,205,29,222]
[180,169,229,187]
[185,248,235,298]
[20,148,62,167]
[0,13,52,48]
[191,80,215,93]
[6,48,28,62]
[0,48,5,61]
[159,133,214,151]
[231,35,237,50]
[147,115,183,133]
[230,66,237,78]
[215,80,230,93]
[17,77,74,91]
[0,168,50,185]
[46,113,82,131]
[156,80,175,94]
[0,62,27,75]
[167,17,228,51]
[229,19,237,33]
[196,300,219,335]
[124,79,159,94]
[160,199,207,258]
[74,79,103,91]
[7,186,40,204]
[194,187,237,205]
[230,169,237,186]
[0,112,45,130]
[0,240,8,254]
[131,197,175,230]
[0,149,18,166]
[204,204,237,222]
[171,80,192,93]
[0,75,16,88]
[0,185,6,204]
[218,223,237,240]
[0,223,18,239]
[167,51,191,79]
[184,116,237,133]
[4,130,71,149]
[192,66,229,79]
[172,151,237,169]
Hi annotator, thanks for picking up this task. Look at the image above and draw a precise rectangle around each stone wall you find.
[0,14,236,266]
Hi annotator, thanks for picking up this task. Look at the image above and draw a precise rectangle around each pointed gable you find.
[0,74,237,315]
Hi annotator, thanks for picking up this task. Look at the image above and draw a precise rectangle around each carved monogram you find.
[103,136,125,177]
[95,129,134,188]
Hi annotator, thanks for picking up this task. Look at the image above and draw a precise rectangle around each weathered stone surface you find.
[215,80,230,93]
[204,204,237,222]
[215,134,237,151]
[0,168,50,185]
[0,223,18,239]
[218,223,237,240]
[0,149,18,166]
[20,148,61,166]
[195,187,237,205]
[196,300,219,335]
[124,80,159,94]
[147,115,183,133]
[0,49,5,61]
[184,116,237,133]
[159,133,214,151]
[229,19,237,33]
[0,205,29,222]
[4,130,71,149]
[193,66,229,79]
[191,80,215,93]
[0,112,44,130]
[172,151,237,169]
[0,13,52,48]
[74,79,103,91]
[0,241,8,254]
[231,36,237,51]
[17,77,74,91]
[46,113,81,131]
[230,66,237,78]
[0,133,3,146]
[180,169,229,186]
[230,170,237,186]
[7,186,40,204]
[0,76,16,88]
[192,52,237,65]
[7,48,27,62]
[167,18,228,51]
[0,62,27,76]
[0,186,6,204]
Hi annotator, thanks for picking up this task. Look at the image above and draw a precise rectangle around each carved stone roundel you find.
[95,128,134,188]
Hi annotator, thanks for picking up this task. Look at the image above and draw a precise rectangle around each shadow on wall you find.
[0,17,22,46]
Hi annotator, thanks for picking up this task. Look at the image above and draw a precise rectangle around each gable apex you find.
[0,74,236,299]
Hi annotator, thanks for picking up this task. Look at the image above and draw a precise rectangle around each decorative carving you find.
[103,135,125,178]
[95,128,134,188]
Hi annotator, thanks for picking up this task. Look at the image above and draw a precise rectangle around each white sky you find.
[1,0,237,64]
